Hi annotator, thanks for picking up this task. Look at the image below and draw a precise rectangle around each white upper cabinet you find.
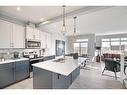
[46,33,52,49]
[0,19,25,48]
[26,26,34,40]
[40,31,46,48]
[46,33,52,55]
[0,19,12,48]
[26,26,40,40]
[40,31,52,55]
[34,29,40,40]
[12,24,25,48]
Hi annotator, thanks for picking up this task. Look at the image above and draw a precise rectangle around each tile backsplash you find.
[0,48,24,59]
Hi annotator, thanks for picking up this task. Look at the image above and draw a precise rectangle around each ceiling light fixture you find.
[61,5,67,36]
[17,7,21,11]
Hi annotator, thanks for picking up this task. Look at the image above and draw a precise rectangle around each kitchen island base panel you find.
[33,67,52,89]
[33,66,80,89]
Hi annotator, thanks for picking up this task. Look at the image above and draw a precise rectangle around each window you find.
[111,42,120,46]
[121,38,127,41]
[111,41,120,50]
[81,43,88,54]
[101,37,127,52]
[121,38,127,50]
[102,39,110,41]
[73,39,88,55]
[73,43,80,54]
[76,39,88,42]
[102,41,110,51]
[102,42,110,47]
[111,38,120,41]
[121,41,127,45]
[121,38,127,45]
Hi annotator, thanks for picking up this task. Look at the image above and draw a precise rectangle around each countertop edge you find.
[0,58,29,64]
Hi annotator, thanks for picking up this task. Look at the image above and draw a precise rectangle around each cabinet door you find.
[0,19,11,48]
[0,63,14,88]
[53,73,70,89]
[45,33,52,56]
[26,26,34,39]
[46,33,52,49]
[40,31,46,48]
[12,24,25,48]
[15,60,30,81]
[34,29,40,40]
[72,66,80,82]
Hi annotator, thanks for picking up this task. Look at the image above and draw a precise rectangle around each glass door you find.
[73,42,88,56]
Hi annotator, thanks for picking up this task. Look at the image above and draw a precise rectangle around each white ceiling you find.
[1,6,127,36]
[0,6,83,23]
[40,6,127,36]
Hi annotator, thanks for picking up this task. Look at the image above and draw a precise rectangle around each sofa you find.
[101,53,120,61]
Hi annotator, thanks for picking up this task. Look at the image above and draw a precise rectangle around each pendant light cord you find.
[73,16,77,34]
[62,5,66,27]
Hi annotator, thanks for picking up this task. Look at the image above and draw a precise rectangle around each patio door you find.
[73,42,88,56]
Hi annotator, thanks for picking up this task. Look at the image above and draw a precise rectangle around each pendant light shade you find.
[61,5,67,35]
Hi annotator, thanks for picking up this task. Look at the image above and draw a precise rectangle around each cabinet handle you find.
[57,74,61,79]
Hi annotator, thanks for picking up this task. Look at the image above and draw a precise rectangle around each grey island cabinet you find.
[0,58,30,88]
[32,57,81,89]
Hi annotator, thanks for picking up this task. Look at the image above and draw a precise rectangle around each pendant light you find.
[73,16,77,41]
[61,5,67,35]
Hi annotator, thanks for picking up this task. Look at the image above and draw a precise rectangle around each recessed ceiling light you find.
[17,7,21,11]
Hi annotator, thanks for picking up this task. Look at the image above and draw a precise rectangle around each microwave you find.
[26,39,41,49]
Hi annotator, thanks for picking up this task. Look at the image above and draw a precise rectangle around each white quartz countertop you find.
[32,57,87,76]
[0,58,29,64]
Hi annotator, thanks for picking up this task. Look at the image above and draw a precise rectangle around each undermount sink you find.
[10,57,21,60]
[53,58,65,62]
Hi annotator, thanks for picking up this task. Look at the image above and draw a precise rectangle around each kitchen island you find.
[32,57,85,89]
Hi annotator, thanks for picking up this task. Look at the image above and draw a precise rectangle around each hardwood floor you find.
[69,62,125,89]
